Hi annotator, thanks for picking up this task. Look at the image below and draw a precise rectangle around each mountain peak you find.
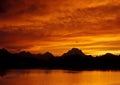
[0,48,10,54]
[104,53,115,57]
[43,52,53,56]
[41,52,54,60]
[63,48,85,57]
[19,51,32,55]
[70,48,82,52]
[0,48,11,57]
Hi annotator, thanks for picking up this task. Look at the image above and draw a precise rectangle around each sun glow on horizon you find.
[0,0,120,56]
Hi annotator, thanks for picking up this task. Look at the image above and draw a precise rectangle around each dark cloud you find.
[0,0,64,19]
[0,0,25,18]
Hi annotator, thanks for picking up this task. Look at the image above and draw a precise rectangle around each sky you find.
[0,0,120,56]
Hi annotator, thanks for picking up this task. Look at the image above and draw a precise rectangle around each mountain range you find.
[0,48,120,70]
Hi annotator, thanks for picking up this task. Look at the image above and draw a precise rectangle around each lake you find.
[0,70,120,85]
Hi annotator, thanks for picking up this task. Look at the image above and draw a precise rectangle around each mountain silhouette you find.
[0,48,120,70]
[16,51,34,58]
[103,53,116,57]
[63,48,86,57]
[39,52,54,60]
[0,48,11,57]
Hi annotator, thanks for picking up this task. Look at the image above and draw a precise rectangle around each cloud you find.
[0,0,118,19]
[0,0,67,20]
[0,0,120,55]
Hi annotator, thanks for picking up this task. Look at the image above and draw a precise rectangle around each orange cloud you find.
[0,0,120,55]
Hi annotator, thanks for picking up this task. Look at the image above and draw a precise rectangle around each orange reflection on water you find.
[0,70,120,85]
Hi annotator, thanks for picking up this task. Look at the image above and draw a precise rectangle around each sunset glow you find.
[0,0,120,55]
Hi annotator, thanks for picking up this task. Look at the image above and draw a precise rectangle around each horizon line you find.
[0,48,120,57]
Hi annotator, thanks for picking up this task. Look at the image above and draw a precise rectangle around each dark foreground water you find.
[0,70,120,85]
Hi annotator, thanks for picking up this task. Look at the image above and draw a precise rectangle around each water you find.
[0,70,120,85]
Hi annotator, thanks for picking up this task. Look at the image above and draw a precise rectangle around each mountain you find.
[15,51,54,61]
[100,53,117,58]
[0,48,11,57]
[32,52,54,61]
[62,48,86,57]
[15,51,34,58]
[104,53,115,56]
[0,48,120,70]
[41,52,54,60]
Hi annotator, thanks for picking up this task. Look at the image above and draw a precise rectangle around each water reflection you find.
[0,70,120,85]
[0,70,8,77]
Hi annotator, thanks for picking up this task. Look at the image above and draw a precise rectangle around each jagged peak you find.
[63,48,85,57]
[0,48,10,54]
[43,52,53,56]
[69,48,82,53]
[19,51,32,55]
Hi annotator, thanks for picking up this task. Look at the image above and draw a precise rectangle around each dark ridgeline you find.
[0,48,120,70]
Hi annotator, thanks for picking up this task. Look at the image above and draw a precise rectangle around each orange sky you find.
[0,0,120,56]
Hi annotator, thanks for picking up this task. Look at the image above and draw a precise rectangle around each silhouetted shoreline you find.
[0,48,120,70]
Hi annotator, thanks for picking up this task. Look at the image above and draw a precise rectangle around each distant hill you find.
[0,48,120,70]
[39,52,54,60]
[0,48,11,57]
